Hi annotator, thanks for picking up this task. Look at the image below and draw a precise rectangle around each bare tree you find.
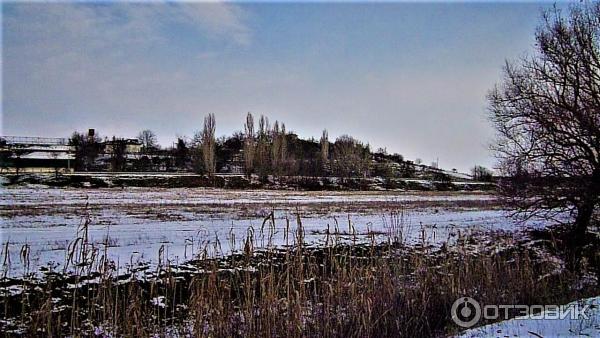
[270,121,288,176]
[280,122,288,173]
[50,151,60,178]
[255,115,271,179]
[108,137,127,172]
[332,135,370,179]
[243,113,255,177]
[70,131,102,171]
[488,4,600,241]
[201,114,217,175]
[191,131,203,173]
[137,129,158,153]
[174,138,189,170]
[320,129,329,166]
[271,121,281,171]
[12,148,27,176]
[471,165,493,182]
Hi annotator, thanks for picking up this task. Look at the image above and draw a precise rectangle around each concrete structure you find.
[0,136,75,173]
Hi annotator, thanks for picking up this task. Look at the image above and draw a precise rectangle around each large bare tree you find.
[137,129,158,153]
[489,4,600,240]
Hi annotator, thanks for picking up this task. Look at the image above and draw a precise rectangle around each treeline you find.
[69,113,495,182]
[69,113,424,179]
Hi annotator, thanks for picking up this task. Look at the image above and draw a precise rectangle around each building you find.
[103,138,143,155]
[0,136,75,174]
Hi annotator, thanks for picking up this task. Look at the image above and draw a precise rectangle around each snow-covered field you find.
[0,187,544,276]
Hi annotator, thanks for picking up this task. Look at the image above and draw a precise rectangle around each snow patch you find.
[456,296,600,337]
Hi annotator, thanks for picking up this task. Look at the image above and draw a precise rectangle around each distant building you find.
[103,138,143,155]
[0,136,75,174]
[220,152,244,174]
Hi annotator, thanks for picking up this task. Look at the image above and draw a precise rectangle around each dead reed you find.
[0,209,597,337]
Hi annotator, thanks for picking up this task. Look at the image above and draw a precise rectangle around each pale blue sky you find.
[2,1,567,171]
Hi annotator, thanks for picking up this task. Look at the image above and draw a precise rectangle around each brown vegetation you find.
[1,211,598,337]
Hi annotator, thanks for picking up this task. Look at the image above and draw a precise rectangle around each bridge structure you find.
[2,136,69,145]
[0,135,74,173]
[1,136,72,151]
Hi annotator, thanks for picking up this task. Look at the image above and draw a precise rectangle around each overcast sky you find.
[2,1,561,172]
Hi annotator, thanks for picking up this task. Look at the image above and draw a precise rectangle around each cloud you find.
[2,2,252,135]
[178,2,251,46]
[3,2,250,52]
[3,2,535,172]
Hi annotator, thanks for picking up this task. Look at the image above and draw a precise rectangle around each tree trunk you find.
[565,198,596,272]
[574,199,595,243]
[576,169,600,241]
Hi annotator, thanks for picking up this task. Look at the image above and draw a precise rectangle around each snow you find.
[0,187,546,276]
[9,144,72,152]
[456,296,600,337]
[441,169,473,181]
[0,187,496,207]
[151,296,167,308]
[18,151,74,160]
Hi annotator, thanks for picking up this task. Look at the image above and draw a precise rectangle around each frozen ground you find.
[0,187,548,276]
[0,186,497,207]
[456,296,600,337]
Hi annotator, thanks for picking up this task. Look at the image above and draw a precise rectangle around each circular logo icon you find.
[451,297,481,328]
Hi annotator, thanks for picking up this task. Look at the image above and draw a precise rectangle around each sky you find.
[2,1,564,172]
